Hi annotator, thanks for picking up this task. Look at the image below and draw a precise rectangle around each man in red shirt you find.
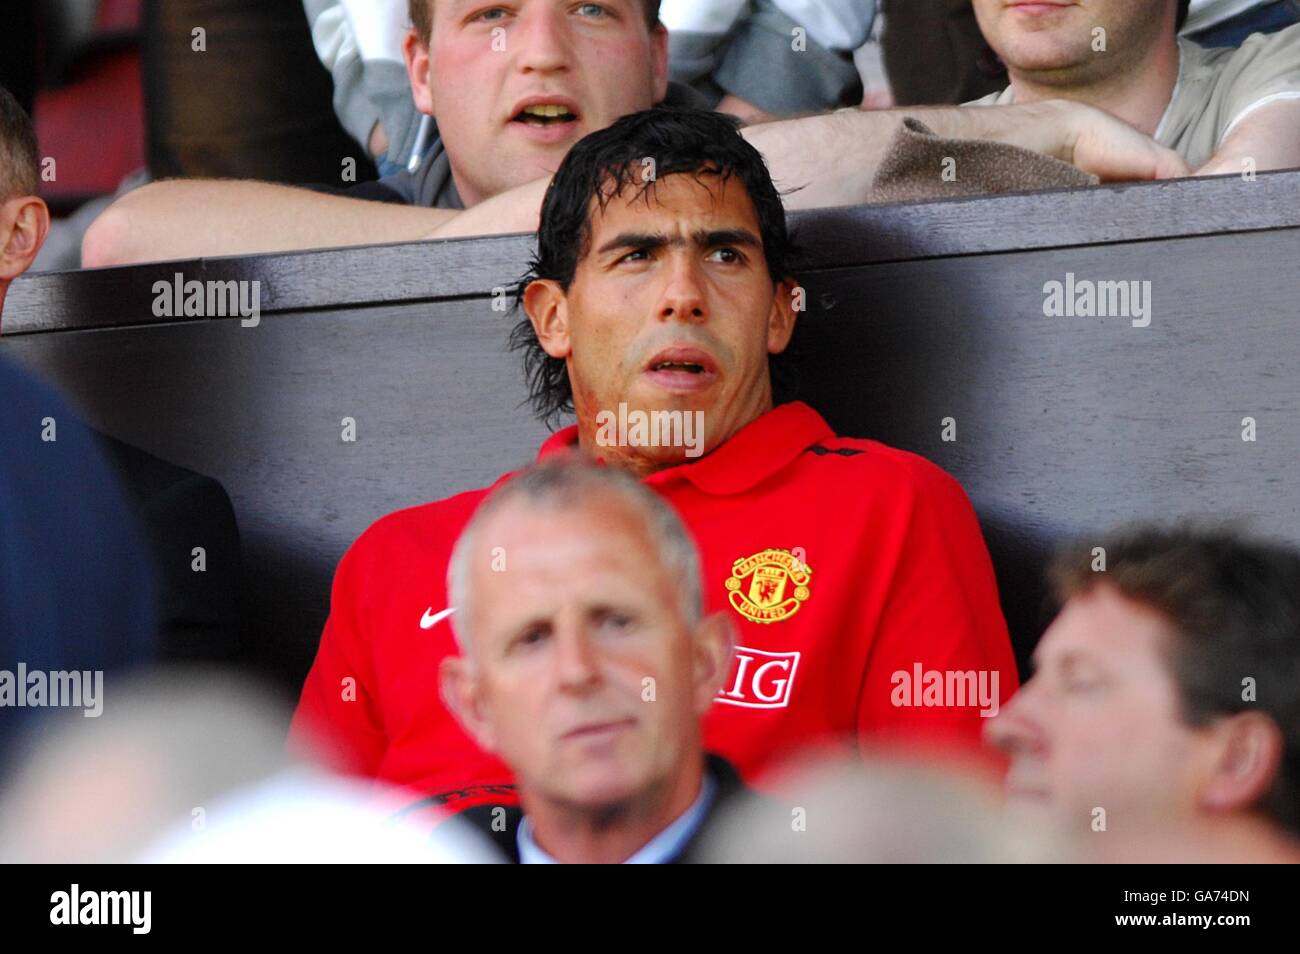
[291,107,1018,813]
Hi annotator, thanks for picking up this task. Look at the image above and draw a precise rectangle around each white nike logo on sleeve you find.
[420,606,456,630]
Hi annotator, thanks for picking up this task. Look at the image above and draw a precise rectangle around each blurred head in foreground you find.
[0,671,493,862]
[441,458,733,862]
[696,754,1062,863]
[987,523,1300,862]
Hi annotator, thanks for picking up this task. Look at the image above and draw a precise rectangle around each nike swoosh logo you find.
[420,606,455,630]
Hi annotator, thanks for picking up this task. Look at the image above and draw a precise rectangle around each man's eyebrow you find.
[596,231,669,255]
[696,228,762,250]
[594,228,763,256]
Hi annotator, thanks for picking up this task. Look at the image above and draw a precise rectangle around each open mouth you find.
[650,360,708,375]
[511,104,579,127]
[643,347,719,392]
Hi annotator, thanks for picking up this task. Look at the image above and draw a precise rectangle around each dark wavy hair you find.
[0,85,39,201]
[510,106,801,426]
[1050,523,1300,838]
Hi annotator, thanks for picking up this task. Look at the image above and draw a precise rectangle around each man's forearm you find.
[1195,102,1300,177]
[742,99,1187,209]
[422,176,552,240]
[82,179,459,267]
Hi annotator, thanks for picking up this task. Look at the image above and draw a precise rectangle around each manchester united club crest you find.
[724,548,812,624]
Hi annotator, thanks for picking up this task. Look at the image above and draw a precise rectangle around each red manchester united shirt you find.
[290,402,1019,810]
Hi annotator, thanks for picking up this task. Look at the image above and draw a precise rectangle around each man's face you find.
[408,1,668,206]
[449,495,726,809]
[972,0,1172,83]
[986,584,1215,836]
[526,172,796,464]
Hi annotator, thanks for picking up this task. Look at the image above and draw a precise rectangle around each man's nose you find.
[513,5,573,75]
[657,254,707,324]
[551,624,601,693]
[984,682,1046,756]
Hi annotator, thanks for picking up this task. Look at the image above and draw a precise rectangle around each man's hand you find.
[1049,100,1190,181]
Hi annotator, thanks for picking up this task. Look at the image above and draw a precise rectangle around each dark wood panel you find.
[1,302,551,684]
[5,185,1299,684]
[7,169,1299,334]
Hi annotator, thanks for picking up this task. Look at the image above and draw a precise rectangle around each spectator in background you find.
[86,0,1185,264]
[1,91,158,764]
[875,0,1300,111]
[1183,0,1300,46]
[967,0,1300,173]
[303,0,873,175]
[0,86,243,668]
[988,525,1300,863]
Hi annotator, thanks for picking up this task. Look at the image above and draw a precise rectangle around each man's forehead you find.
[588,172,759,232]
[1035,584,1171,667]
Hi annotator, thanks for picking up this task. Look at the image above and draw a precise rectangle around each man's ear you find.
[402,28,435,116]
[766,277,798,356]
[650,23,670,105]
[0,196,51,282]
[523,279,572,360]
[691,613,735,716]
[1197,711,1283,818]
[440,654,499,754]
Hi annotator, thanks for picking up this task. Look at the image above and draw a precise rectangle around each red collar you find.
[535,401,835,496]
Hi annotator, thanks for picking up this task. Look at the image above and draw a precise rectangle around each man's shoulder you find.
[348,481,500,561]
[1180,27,1300,85]
[795,432,968,503]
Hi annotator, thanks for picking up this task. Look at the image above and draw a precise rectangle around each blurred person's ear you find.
[403,27,434,117]
[523,279,572,360]
[0,195,49,283]
[440,653,500,754]
[691,613,734,716]
[1197,710,1284,817]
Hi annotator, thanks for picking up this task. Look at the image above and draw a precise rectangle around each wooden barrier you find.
[5,169,1300,687]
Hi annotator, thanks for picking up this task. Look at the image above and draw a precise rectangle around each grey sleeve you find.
[302,0,423,166]
[712,0,866,113]
[303,0,376,149]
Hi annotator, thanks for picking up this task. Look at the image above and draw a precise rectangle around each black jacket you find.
[97,434,243,664]
[457,754,751,864]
